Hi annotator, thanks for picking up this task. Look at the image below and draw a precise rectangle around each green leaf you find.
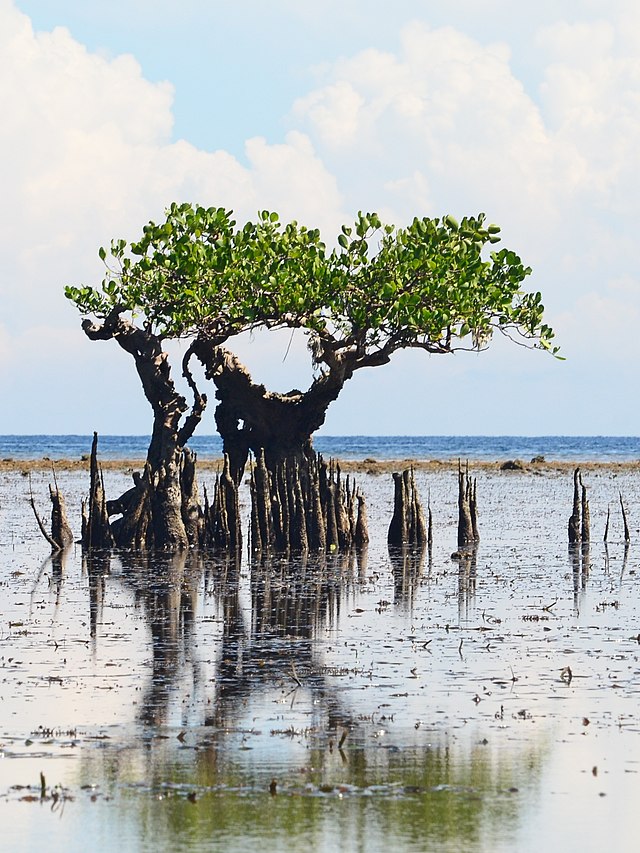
[67,204,555,369]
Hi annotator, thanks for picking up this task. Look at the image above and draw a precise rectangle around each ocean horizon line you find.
[1,434,639,463]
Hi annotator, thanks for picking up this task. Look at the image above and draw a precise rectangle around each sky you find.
[1,0,640,436]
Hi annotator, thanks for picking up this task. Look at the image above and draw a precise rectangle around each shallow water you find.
[1,465,639,852]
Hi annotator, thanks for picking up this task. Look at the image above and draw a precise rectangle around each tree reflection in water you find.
[388,544,426,608]
[94,541,485,730]
[72,544,554,853]
[103,547,366,731]
[212,549,360,732]
[569,542,590,615]
[85,550,110,641]
[115,550,200,727]
[455,547,478,622]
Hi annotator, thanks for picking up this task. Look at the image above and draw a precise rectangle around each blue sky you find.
[2,0,639,435]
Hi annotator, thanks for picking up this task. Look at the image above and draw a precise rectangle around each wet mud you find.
[1,464,639,852]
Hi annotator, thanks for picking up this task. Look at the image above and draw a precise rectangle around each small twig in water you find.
[290,662,302,688]
[560,665,573,684]
[28,475,60,552]
[620,493,630,543]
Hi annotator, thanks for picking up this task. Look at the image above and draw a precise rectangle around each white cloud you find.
[289,13,640,341]
[0,2,345,275]
[0,1,347,431]
[3,1,640,433]
[555,274,640,361]
[295,82,365,147]
[536,18,640,216]
[293,22,577,246]
[245,132,346,234]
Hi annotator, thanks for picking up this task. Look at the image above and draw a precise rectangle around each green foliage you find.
[65,202,558,358]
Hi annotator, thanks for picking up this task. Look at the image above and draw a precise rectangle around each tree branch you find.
[178,343,208,447]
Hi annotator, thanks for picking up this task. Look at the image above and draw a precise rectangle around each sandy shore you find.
[2,456,638,475]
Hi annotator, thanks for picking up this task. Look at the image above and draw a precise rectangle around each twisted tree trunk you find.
[192,338,368,554]
[82,310,206,550]
[192,339,353,482]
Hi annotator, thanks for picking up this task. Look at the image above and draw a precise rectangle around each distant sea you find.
[1,435,639,463]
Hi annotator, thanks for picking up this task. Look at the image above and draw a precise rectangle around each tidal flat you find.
[1,462,639,852]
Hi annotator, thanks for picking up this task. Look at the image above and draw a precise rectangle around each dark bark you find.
[180,448,205,546]
[192,339,355,482]
[388,472,408,546]
[189,334,379,557]
[107,468,149,549]
[568,467,581,545]
[252,450,274,550]
[388,467,427,547]
[581,482,590,544]
[204,455,242,553]
[82,311,206,550]
[29,473,73,552]
[30,494,60,551]
[247,451,365,555]
[458,462,479,547]
[84,432,114,549]
[620,492,630,542]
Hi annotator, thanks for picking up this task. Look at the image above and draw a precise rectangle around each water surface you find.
[2,433,640,462]
[1,464,639,851]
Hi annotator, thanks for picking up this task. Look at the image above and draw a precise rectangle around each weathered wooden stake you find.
[248,452,364,555]
[49,482,74,550]
[29,473,73,552]
[620,492,630,543]
[388,467,428,547]
[180,448,204,545]
[388,471,408,546]
[568,467,581,545]
[470,476,479,543]
[458,462,479,547]
[83,433,114,549]
[355,493,369,547]
[581,480,590,544]
[206,455,242,553]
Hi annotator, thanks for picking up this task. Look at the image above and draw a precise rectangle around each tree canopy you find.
[65,203,559,550]
[65,203,559,373]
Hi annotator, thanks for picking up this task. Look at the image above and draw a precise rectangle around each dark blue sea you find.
[1,435,639,462]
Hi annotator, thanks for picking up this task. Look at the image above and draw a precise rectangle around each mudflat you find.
[0,463,638,852]
[1,456,639,474]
